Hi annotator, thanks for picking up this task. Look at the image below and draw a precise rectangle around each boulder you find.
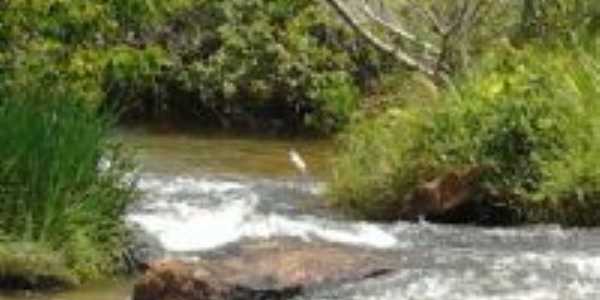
[400,166,484,220]
[399,166,522,225]
[133,260,231,300]
[133,242,394,300]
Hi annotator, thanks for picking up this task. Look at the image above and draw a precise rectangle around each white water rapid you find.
[127,173,600,300]
[120,131,600,300]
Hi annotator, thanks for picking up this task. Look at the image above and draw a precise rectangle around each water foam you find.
[128,174,600,300]
[314,267,600,300]
[244,214,397,249]
[138,175,245,195]
[128,175,399,252]
[127,196,257,251]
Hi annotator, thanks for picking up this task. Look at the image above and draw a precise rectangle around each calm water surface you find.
[119,128,334,178]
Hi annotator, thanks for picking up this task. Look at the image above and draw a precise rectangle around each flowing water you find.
[3,128,600,300]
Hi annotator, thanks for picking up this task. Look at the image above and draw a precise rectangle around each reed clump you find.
[0,89,136,286]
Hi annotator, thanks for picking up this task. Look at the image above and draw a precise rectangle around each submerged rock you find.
[133,242,394,300]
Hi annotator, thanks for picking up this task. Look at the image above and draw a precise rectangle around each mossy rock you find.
[0,242,78,290]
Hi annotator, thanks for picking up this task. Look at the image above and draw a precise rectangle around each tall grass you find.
[0,90,136,285]
[329,37,600,226]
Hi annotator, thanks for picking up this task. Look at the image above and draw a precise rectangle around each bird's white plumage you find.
[289,149,307,174]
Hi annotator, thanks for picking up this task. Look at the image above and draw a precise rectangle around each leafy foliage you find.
[0,0,184,105]
[520,0,600,40]
[110,0,379,132]
[330,38,600,225]
[0,0,383,133]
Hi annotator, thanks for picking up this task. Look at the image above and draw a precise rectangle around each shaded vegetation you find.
[0,0,389,134]
[112,0,381,132]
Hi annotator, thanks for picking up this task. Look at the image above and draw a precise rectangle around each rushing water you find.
[3,128,600,300]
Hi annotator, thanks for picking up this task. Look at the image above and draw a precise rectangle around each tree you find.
[323,0,516,82]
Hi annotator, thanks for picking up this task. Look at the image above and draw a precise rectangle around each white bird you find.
[289,148,307,174]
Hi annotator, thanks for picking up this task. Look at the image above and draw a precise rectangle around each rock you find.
[400,166,484,222]
[133,260,232,300]
[133,242,394,300]
[400,166,523,225]
[125,224,166,272]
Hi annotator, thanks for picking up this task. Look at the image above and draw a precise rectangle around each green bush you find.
[107,0,374,133]
[0,0,186,106]
[0,0,380,134]
[0,90,136,282]
[520,0,600,40]
[330,38,600,225]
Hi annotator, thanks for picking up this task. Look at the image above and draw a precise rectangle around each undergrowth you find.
[329,37,600,226]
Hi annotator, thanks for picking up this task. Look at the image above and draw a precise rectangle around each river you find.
[2,128,600,300]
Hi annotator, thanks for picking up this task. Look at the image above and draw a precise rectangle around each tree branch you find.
[358,0,440,55]
[323,0,436,77]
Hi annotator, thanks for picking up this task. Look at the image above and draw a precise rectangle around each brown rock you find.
[133,242,395,300]
[399,165,524,225]
[400,166,486,221]
[133,260,230,300]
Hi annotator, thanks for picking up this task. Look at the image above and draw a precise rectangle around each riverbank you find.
[329,39,600,226]
[0,278,133,300]
[0,243,76,290]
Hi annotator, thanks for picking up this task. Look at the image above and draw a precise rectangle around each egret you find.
[289,149,307,174]
[289,148,311,197]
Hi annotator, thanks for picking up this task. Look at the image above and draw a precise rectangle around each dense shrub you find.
[329,38,600,226]
[108,0,382,132]
[520,0,600,40]
[0,90,136,283]
[0,0,184,105]
[0,0,384,133]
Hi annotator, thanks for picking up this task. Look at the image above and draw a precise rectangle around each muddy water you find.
[120,128,334,178]
[0,279,132,300]
[4,128,600,300]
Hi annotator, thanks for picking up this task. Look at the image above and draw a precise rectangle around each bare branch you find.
[324,0,508,84]
[406,0,445,34]
[358,0,440,55]
[323,0,436,77]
